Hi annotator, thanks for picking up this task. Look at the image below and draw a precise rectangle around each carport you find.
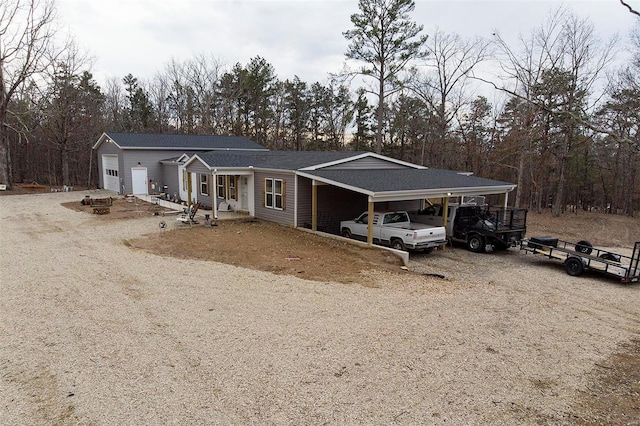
[297,168,517,246]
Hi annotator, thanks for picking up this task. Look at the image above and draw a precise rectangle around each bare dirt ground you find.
[1,190,639,425]
[64,196,638,286]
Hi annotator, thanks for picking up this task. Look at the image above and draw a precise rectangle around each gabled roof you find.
[92,132,267,151]
[188,150,387,171]
[298,168,516,201]
[186,150,516,200]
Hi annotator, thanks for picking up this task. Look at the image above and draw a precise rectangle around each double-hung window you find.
[200,174,208,195]
[265,178,284,210]
[217,176,225,198]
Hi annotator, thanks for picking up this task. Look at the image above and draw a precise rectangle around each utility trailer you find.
[520,236,640,283]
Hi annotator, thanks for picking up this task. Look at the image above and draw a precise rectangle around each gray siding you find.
[388,199,422,212]
[185,159,213,208]
[296,177,312,227]
[161,163,180,196]
[317,186,367,234]
[96,142,121,191]
[296,176,367,234]
[122,149,189,194]
[185,159,210,175]
[254,171,295,226]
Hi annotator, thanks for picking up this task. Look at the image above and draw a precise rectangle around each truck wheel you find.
[565,257,585,276]
[575,240,593,254]
[341,228,352,238]
[467,235,485,253]
[391,238,406,251]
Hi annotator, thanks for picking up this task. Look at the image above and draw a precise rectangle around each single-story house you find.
[94,132,517,242]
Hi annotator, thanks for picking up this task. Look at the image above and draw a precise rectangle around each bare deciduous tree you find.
[488,8,616,215]
[0,0,62,187]
[409,29,491,168]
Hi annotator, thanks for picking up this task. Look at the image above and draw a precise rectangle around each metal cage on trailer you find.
[519,237,640,283]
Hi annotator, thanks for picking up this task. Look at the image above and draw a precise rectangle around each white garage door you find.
[102,155,120,193]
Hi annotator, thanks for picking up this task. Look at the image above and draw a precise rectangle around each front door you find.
[131,167,148,195]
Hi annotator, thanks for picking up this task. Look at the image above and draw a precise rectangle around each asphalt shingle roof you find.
[105,132,267,150]
[302,168,515,193]
[192,151,514,193]
[195,150,368,170]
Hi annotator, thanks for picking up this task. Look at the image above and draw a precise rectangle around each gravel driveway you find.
[1,191,638,425]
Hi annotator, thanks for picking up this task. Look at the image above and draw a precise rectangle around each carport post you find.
[367,199,374,245]
[212,170,218,220]
[442,196,450,249]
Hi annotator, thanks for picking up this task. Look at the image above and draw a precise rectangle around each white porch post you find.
[213,169,218,220]
[312,180,318,231]
[442,195,450,250]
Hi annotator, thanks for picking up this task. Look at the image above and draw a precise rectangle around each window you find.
[182,169,188,191]
[217,176,225,198]
[200,174,208,195]
[264,178,284,210]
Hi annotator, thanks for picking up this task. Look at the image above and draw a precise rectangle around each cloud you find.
[57,0,637,88]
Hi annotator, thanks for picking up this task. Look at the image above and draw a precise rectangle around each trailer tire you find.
[467,235,485,253]
[599,252,620,262]
[576,240,593,254]
[565,257,585,276]
[341,228,352,239]
[391,238,406,251]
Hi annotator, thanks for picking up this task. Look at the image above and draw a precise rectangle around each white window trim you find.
[200,174,208,196]
[265,178,283,210]
[217,176,225,199]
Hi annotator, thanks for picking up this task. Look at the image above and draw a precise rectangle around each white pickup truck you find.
[340,211,447,252]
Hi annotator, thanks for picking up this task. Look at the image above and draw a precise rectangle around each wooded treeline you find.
[1,0,639,216]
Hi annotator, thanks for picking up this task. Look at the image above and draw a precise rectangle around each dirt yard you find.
[65,196,638,286]
[1,191,639,425]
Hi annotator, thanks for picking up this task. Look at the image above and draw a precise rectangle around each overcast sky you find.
[56,0,638,87]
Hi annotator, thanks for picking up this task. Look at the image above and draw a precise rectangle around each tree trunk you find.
[0,104,11,186]
[375,77,384,154]
[514,148,526,208]
[552,155,567,217]
[61,144,70,186]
